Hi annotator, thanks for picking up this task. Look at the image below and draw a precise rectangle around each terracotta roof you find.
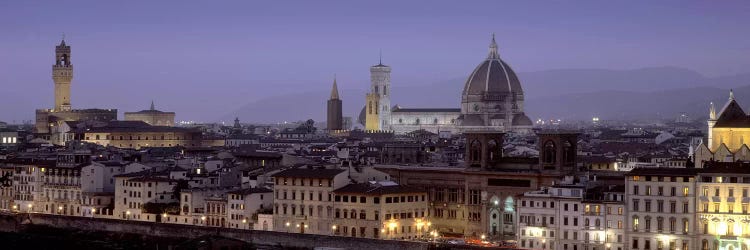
[271,168,345,179]
[228,187,273,195]
[333,183,425,195]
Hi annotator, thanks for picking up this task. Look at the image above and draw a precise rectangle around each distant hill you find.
[223,67,750,123]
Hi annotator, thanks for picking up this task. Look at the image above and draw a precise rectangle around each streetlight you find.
[201,216,207,226]
[27,204,32,213]
[125,210,131,220]
[285,222,290,233]
[331,225,337,235]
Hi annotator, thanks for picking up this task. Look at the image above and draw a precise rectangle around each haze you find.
[2,0,750,123]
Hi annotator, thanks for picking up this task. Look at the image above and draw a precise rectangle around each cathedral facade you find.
[358,35,532,135]
[694,91,750,167]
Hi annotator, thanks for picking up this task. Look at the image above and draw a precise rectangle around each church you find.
[694,91,750,167]
[357,35,532,135]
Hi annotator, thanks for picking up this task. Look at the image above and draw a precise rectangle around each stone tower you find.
[53,38,73,111]
[370,54,391,131]
[708,100,717,149]
[327,76,343,130]
[538,131,580,174]
[365,92,380,131]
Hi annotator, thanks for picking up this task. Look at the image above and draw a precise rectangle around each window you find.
[683,202,689,213]
[633,199,639,211]
[633,217,640,231]
[683,187,689,196]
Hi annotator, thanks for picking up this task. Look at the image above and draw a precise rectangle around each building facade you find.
[625,168,696,250]
[695,92,750,168]
[124,101,176,127]
[271,168,349,235]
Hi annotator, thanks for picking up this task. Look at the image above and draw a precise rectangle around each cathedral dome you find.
[462,35,523,96]
[512,113,533,126]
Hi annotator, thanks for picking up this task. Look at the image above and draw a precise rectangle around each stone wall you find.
[4,213,430,250]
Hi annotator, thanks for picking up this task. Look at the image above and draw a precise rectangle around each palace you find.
[35,39,117,144]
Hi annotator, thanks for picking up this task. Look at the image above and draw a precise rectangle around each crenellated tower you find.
[53,37,73,111]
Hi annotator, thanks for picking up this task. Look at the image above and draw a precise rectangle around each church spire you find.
[709,102,716,120]
[488,33,499,59]
[330,75,340,100]
[150,100,155,111]
[60,33,66,46]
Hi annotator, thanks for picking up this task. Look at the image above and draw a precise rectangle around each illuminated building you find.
[625,168,696,250]
[517,178,625,250]
[696,163,750,250]
[271,168,349,235]
[695,91,750,168]
[331,181,428,239]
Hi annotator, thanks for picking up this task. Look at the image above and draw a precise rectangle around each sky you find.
[1,0,750,123]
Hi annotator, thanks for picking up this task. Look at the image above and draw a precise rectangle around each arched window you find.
[543,141,556,164]
[488,140,498,161]
[470,140,481,162]
[563,140,575,163]
[433,118,438,124]
[701,239,708,250]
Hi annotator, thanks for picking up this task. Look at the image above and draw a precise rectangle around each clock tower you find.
[53,37,73,111]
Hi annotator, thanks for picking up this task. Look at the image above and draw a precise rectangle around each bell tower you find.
[53,37,73,111]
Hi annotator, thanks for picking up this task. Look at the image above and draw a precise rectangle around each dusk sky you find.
[2,0,750,123]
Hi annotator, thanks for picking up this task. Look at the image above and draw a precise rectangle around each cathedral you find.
[694,91,750,167]
[358,35,533,134]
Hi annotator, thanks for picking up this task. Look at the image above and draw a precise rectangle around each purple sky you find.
[2,0,750,123]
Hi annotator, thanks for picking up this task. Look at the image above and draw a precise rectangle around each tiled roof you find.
[271,168,345,179]
[333,183,425,195]
[626,167,698,176]
[228,187,273,195]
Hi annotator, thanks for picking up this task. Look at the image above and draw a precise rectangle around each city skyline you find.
[2,1,750,123]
